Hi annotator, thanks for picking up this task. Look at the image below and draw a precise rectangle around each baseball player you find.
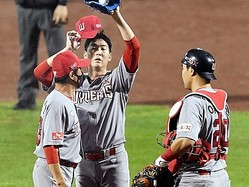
[32,49,90,187]
[73,6,140,187]
[154,48,231,187]
[34,6,140,187]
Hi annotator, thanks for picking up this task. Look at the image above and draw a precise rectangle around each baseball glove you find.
[131,164,175,187]
[83,0,121,15]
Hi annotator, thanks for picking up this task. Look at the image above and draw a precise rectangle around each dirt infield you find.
[0,0,248,111]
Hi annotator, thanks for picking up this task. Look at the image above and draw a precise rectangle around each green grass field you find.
[0,101,248,186]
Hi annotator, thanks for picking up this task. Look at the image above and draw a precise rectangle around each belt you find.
[198,170,211,175]
[84,146,124,161]
[60,159,78,169]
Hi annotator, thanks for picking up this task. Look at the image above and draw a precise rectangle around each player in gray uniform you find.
[32,49,90,187]
[154,48,231,187]
[74,7,140,187]
[33,9,140,187]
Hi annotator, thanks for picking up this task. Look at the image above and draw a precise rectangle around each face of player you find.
[85,39,112,71]
[181,64,193,90]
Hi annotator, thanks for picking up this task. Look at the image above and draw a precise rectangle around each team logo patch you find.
[185,56,198,67]
[52,132,63,140]
[177,123,192,132]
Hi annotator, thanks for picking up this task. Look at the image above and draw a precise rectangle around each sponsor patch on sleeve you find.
[177,123,192,132]
[52,132,63,140]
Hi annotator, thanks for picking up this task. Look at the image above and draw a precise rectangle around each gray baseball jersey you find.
[167,88,231,186]
[33,90,82,186]
[34,90,81,163]
[74,58,137,187]
[73,59,136,152]
[168,88,230,171]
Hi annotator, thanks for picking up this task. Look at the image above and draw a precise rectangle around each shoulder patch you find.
[52,132,63,140]
[178,123,192,132]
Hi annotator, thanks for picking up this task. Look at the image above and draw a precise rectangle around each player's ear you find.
[69,71,74,79]
[108,53,112,62]
[190,67,196,76]
[83,51,88,59]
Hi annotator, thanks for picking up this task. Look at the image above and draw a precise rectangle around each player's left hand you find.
[66,31,81,51]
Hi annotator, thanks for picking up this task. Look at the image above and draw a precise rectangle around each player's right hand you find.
[154,156,169,168]
[53,5,68,24]
[66,30,81,51]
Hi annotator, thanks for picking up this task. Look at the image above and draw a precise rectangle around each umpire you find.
[14,0,68,110]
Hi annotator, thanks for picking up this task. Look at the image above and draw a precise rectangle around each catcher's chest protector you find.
[166,89,227,133]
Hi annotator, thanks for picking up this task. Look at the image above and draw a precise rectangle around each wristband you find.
[161,147,178,161]
[44,146,59,164]
[154,156,169,167]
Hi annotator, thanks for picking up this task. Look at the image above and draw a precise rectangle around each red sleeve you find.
[34,60,53,87]
[123,36,140,73]
[43,146,59,164]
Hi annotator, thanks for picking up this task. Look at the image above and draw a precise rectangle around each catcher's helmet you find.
[181,48,217,80]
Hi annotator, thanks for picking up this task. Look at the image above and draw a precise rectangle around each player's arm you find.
[111,6,140,73]
[155,137,195,167]
[164,137,195,159]
[44,146,67,186]
[48,164,67,187]
[34,31,81,87]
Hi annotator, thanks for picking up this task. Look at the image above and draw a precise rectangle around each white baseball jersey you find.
[73,58,137,152]
[34,90,81,163]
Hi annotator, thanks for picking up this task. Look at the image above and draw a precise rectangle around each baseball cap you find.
[181,48,217,80]
[52,51,90,79]
[75,15,102,39]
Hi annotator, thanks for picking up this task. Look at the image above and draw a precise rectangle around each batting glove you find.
[154,156,169,168]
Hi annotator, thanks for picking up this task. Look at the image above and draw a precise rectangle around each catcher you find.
[132,48,231,187]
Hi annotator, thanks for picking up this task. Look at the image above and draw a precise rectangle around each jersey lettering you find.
[73,84,113,103]
[212,118,229,150]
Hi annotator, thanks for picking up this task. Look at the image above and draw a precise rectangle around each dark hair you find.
[84,30,112,52]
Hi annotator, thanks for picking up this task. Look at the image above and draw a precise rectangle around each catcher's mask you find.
[156,130,177,149]
[181,48,216,80]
